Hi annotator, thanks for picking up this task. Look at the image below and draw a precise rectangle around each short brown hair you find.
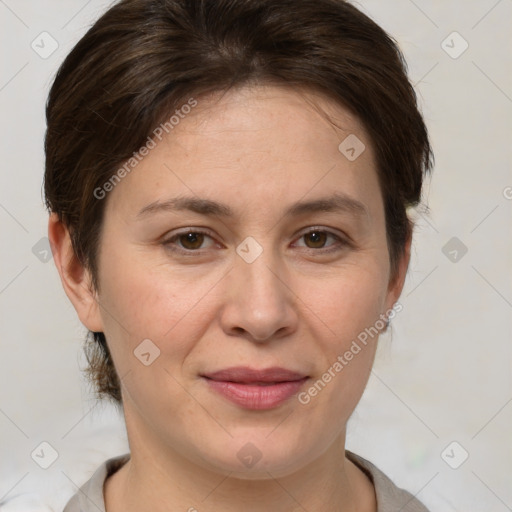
[44,0,433,404]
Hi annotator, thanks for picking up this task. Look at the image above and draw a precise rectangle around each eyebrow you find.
[136,192,369,220]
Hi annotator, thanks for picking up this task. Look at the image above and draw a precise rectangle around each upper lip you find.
[202,366,307,383]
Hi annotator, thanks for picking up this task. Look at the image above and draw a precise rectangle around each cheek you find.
[96,249,225,372]
[300,261,388,399]
[96,230,389,410]
[98,241,389,356]
[95,260,205,413]
[312,262,389,343]
[298,272,386,412]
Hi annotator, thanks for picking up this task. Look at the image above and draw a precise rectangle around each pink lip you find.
[201,366,308,410]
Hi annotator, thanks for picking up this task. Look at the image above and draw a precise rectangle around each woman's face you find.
[80,85,407,477]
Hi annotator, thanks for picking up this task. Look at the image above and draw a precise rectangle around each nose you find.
[219,244,298,343]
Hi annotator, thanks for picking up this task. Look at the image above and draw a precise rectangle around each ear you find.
[48,213,104,332]
[384,228,412,310]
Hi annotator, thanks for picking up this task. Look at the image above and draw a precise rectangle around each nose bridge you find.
[223,234,295,341]
[236,234,286,303]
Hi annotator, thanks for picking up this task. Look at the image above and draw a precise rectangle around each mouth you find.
[201,366,308,383]
[200,366,309,410]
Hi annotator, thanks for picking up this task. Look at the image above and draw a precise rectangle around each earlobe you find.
[48,213,104,332]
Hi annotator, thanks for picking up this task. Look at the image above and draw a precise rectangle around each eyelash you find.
[161,227,351,256]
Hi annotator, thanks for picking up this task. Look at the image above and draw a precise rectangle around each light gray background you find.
[1,1,511,510]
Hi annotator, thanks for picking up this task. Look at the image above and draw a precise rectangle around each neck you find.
[104,411,376,512]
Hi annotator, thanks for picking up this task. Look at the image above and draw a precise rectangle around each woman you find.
[45,0,433,510]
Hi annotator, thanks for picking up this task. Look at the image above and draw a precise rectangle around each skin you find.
[49,84,411,512]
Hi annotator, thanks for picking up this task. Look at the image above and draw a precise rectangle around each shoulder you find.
[62,453,130,512]
[346,450,431,512]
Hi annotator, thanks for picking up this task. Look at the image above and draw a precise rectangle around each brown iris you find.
[304,231,328,249]
[179,232,205,250]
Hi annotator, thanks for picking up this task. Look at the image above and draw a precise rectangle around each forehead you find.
[105,84,382,222]
[175,84,369,156]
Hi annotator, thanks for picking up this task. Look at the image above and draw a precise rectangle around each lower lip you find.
[204,378,308,410]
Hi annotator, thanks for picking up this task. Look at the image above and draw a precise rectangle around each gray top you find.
[63,450,430,511]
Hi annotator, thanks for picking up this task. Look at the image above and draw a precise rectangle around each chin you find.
[193,436,317,480]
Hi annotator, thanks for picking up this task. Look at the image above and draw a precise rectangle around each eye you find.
[293,228,349,253]
[162,229,216,254]
[161,226,350,256]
